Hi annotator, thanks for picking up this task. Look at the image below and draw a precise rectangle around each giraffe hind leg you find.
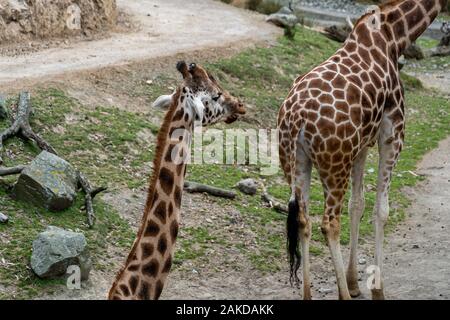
[286,142,313,299]
[346,148,368,298]
[371,112,404,300]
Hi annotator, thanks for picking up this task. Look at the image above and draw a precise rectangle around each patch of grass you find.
[404,36,450,72]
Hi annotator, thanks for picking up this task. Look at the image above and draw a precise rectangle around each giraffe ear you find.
[152,92,175,109]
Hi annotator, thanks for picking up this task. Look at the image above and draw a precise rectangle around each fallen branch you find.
[184,181,236,199]
[261,188,288,214]
[0,92,57,164]
[77,171,107,228]
[0,165,25,176]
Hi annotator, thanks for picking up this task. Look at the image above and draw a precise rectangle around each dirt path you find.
[0,0,280,87]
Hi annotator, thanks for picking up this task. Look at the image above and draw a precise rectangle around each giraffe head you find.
[176,61,246,125]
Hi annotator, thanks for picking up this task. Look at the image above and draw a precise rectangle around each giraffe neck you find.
[348,0,445,61]
[109,87,197,300]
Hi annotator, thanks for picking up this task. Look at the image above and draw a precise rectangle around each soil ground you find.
[1,0,449,300]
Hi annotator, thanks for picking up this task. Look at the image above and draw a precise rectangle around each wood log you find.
[321,24,351,43]
[0,165,25,176]
[184,181,237,199]
[0,92,57,164]
[261,190,288,214]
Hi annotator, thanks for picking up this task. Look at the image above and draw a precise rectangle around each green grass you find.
[1,26,449,298]
[406,36,450,72]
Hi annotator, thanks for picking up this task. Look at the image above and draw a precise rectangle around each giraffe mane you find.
[109,87,182,297]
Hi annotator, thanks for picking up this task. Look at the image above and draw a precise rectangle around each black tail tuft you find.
[287,196,301,286]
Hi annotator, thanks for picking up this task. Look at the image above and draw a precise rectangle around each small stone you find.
[358,258,367,265]
[412,244,420,249]
[31,226,92,280]
[0,212,9,224]
[319,288,332,294]
[235,178,258,196]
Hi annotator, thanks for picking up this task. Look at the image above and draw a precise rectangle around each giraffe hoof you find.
[371,289,385,300]
[349,287,361,298]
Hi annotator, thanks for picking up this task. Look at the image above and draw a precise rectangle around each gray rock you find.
[236,178,258,196]
[0,212,8,223]
[404,43,425,60]
[31,226,92,280]
[266,7,298,29]
[13,151,78,212]
[358,257,367,265]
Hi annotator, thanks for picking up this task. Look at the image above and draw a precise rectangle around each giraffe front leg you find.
[346,148,368,298]
[371,114,404,300]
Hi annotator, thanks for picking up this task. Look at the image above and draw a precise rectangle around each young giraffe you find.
[278,0,447,300]
[108,61,245,300]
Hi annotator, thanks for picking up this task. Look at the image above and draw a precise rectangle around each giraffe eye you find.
[212,92,222,102]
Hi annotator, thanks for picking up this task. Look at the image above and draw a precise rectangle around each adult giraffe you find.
[278,0,447,300]
[109,61,245,300]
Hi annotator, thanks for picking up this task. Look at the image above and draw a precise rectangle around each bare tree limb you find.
[261,187,288,214]
[77,171,107,228]
[0,92,57,164]
[184,181,236,199]
[0,165,25,176]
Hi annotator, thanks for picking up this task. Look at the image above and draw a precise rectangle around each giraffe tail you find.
[287,192,301,286]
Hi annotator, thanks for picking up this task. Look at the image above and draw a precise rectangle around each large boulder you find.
[13,151,78,212]
[236,178,259,195]
[0,0,117,43]
[266,6,298,29]
[31,226,92,280]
